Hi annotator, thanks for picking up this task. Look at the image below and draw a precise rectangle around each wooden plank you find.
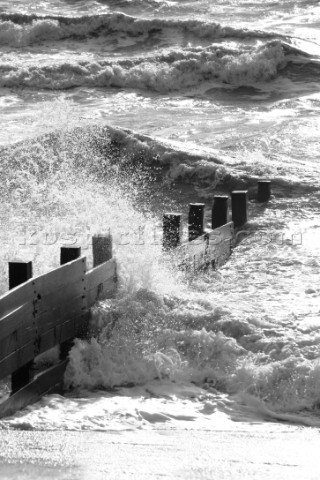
[206,222,234,268]
[0,259,87,365]
[175,234,208,271]
[38,313,89,354]
[207,222,234,245]
[86,259,117,306]
[0,360,68,419]
[35,277,86,332]
[0,294,85,364]
[0,323,35,364]
[0,341,35,382]
[33,257,86,297]
[36,294,86,335]
[0,280,35,319]
[0,302,34,339]
[87,276,117,307]
[0,257,86,327]
[86,259,116,291]
[174,222,234,272]
[0,312,88,381]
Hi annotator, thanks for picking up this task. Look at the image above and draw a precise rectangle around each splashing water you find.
[1,0,320,434]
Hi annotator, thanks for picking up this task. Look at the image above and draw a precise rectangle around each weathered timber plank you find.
[206,222,234,268]
[175,234,207,271]
[0,295,85,364]
[86,259,116,291]
[0,258,86,320]
[0,313,88,381]
[38,313,89,354]
[173,222,234,271]
[87,277,117,307]
[0,258,86,365]
[207,222,234,245]
[0,281,35,319]
[0,341,34,381]
[0,302,34,339]
[35,280,85,315]
[0,280,85,350]
[33,257,86,297]
[0,360,68,419]
[86,259,117,306]
[36,295,86,335]
[0,324,35,364]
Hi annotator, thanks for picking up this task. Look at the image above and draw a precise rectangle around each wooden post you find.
[9,260,33,394]
[163,213,182,250]
[188,203,205,241]
[231,191,248,227]
[60,246,81,266]
[257,180,271,202]
[212,196,229,229]
[60,246,81,360]
[9,260,32,290]
[92,234,112,267]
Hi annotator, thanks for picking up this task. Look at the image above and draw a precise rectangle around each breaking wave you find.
[0,109,319,429]
[1,40,318,91]
[0,12,280,46]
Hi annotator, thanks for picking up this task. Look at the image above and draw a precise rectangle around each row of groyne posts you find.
[0,180,271,419]
[162,181,271,271]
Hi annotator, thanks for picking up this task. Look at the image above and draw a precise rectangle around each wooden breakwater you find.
[0,180,271,418]
[162,181,271,271]
[0,234,117,419]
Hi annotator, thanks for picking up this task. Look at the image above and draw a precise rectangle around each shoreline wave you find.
[0,12,282,47]
[1,40,318,92]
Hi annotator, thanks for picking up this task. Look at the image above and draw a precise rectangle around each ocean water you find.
[0,0,320,435]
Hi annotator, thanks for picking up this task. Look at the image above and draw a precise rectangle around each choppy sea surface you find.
[0,0,320,433]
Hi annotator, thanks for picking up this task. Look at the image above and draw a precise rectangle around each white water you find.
[0,0,320,437]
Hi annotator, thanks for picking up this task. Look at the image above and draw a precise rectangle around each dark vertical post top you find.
[60,246,81,265]
[212,196,229,229]
[92,234,113,267]
[163,213,182,250]
[188,203,205,241]
[8,260,32,290]
[231,190,248,228]
[257,180,271,202]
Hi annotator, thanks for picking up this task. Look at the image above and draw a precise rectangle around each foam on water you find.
[0,111,319,431]
[0,0,320,433]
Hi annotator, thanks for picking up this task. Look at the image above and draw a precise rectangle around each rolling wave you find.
[0,12,280,47]
[1,40,318,91]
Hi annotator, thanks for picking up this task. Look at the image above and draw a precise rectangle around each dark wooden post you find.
[60,246,81,360]
[92,234,112,267]
[212,196,229,229]
[257,180,271,202]
[9,260,33,394]
[60,246,81,265]
[188,203,205,241]
[9,260,32,290]
[163,213,182,250]
[231,191,248,227]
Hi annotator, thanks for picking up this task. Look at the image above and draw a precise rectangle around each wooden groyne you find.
[0,180,271,418]
[0,234,117,419]
[163,181,271,272]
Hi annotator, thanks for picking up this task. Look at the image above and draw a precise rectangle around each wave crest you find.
[0,41,288,90]
[0,12,278,47]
